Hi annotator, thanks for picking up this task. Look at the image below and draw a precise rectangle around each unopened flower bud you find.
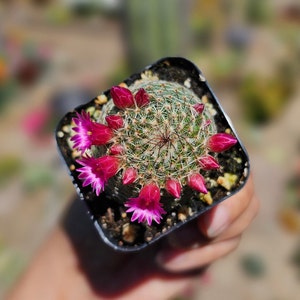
[135,88,150,107]
[193,103,205,114]
[110,144,124,155]
[198,155,220,170]
[188,173,208,194]
[207,133,237,152]
[122,167,138,185]
[105,115,124,130]
[110,86,135,109]
[165,179,182,198]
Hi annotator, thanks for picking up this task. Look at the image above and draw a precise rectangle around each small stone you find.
[199,74,206,82]
[200,192,213,205]
[119,82,128,88]
[178,212,187,222]
[57,131,64,138]
[234,157,242,164]
[184,78,191,88]
[69,164,75,171]
[225,128,231,134]
[71,150,81,159]
[86,106,95,116]
[95,94,108,105]
[166,218,172,226]
[177,206,192,221]
[201,95,208,103]
[122,223,137,244]
[217,173,238,190]
[62,125,70,133]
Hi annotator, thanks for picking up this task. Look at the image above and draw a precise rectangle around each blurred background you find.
[0,0,299,299]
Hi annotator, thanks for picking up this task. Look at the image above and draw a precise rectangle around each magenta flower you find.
[76,155,119,196]
[125,183,166,225]
[188,173,208,194]
[198,155,220,170]
[105,115,124,130]
[207,133,237,152]
[71,111,113,153]
[122,167,138,185]
[135,88,150,107]
[110,86,135,109]
[193,103,205,114]
[165,179,182,198]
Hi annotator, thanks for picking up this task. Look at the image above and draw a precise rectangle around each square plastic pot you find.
[56,57,250,252]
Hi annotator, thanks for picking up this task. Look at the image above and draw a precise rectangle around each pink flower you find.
[165,179,182,198]
[125,183,166,225]
[193,103,205,114]
[110,86,135,109]
[71,111,113,153]
[134,88,150,107]
[198,155,220,170]
[105,115,124,130]
[188,173,208,194]
[122,167,138,185]
[76,155,119,196]
[207,133,237,152]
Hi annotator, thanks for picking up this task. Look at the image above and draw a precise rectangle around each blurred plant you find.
[70,79,237,226]
[122,0,191,71]
[244,0,272,24]
[0,242,25,293]
[279,156,300,233]
[239,72,294,126]
[240,253,266,278]
[290,242,300,279]
[0,156,22,187]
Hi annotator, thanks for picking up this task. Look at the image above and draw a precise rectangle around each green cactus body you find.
[106,80,216,189]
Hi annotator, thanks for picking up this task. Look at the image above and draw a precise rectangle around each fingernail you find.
[204,205,229,238]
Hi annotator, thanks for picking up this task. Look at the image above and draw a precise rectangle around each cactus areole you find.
[56,57,250,251]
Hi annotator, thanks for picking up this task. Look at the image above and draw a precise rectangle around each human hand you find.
[156,173,259,273]
[7,174,258,300]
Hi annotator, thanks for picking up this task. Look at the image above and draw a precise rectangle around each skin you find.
[7,174,259,300]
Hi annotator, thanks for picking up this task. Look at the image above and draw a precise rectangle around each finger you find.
[211,194,260,243]
[198,174,255,238]
[156,236,241,272]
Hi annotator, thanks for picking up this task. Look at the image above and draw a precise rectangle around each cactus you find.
[70,77,237,226]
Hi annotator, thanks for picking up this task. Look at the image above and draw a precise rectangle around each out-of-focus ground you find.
[0,1,300,299]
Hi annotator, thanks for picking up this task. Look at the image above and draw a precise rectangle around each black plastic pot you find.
[56,57,250,252]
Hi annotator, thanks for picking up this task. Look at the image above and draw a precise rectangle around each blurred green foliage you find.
[239,72,294,125]
[0,156,22,187]
[240,253,266,278]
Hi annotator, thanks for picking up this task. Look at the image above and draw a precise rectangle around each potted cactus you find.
[56,57,249,251]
